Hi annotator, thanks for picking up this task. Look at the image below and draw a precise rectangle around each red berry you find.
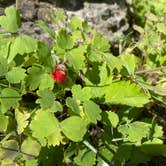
[51,65,67,84]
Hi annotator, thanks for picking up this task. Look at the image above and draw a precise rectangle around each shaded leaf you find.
[36,89,54,110]
[0,112,8,132]
[74,148,96,166]
[36,20,55,38]
[56,29,74,50]
[21,137,41,160]
[83,100,102,124]
[66,97,80,115]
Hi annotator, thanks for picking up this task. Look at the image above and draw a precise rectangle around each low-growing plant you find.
[0,5,166,166]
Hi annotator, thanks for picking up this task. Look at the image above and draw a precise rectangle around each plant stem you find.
[16,0,19,9]
[83,140,113,166]
[135,66,166,74]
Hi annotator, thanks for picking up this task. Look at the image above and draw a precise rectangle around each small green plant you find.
[0,5,165,166]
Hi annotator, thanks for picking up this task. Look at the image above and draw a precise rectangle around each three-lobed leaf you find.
[6,67,26,84]
[0,6,21,33]
[30,109,62,146]
[118,121,150,142]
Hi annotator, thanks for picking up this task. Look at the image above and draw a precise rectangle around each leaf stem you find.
[0,83,8,88]
[83,140,113,166]
[135,66,166,74]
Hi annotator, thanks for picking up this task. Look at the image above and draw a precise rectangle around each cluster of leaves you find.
[0,5,165,166]
[132,0,166,102]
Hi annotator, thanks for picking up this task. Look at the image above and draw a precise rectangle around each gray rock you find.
[18,0,38,21]
[66,1,130,41]
[0,0,132,45]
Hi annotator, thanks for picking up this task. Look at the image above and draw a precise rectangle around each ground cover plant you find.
[0,1,166,165]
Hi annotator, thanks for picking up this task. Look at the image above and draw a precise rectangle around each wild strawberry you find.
[51,64,67,84]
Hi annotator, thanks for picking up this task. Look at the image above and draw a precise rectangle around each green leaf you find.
[83,100,102,124]
[0,112,8,132]
[114,144,133,164]
[0,88,21,113]
[72,85,92,102]
[92,31,110,52]
[104,81,150,107]
[0,36,13,59]
[118,122,150,142]
[88,50,103,62]
[21,137,41,159]
[54,9,66,22]
[157,23,166,34]
[0,57,7,76]
[69,16,82,30]
[56,29,74,50]
[30,109,62,146]
[141,144,166,157]
[8,35,38,63]
[6,67,26,84]
[0,6,21,33]
[97,146,114,166]
[66,97,80,115]
[153,124,163,138]
[99,62,112,85]
[25,160,38,166]
[61,116,87,142]
[15,108,30,134]
[0,140,19,161]
[67,46,86,70]
[90,86,105,98]
[120,54,138,75]
[36,20,55,38]
[36,89,55,110]
[37,42,53,68]
[102,111,119,128]
[50,101,63,113]
[104,53,122,71]
[74,148,96,166]
[47,127,63,146]
[26,66,44,91]
[39,73,54,90]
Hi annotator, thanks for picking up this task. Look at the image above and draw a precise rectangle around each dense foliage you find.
[0,1,166,165]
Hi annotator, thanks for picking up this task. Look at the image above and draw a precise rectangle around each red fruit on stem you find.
[51,64,67,84]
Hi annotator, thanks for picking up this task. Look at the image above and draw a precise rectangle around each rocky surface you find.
[0,0,132,46]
